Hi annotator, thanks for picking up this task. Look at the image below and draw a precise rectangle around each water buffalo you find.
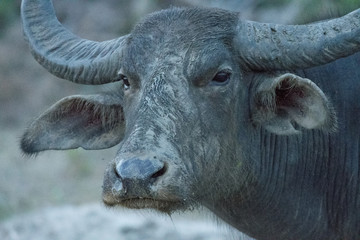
[20,0,360,239]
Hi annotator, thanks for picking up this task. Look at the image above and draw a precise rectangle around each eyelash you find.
[211,70,231,86]
[119,74,130,90]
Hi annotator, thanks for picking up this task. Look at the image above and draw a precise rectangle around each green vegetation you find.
[0,202,13,221]
[256,0,292,8]
[296,0,360,23]
[253,0,360,23]
[67,150,94,178]
[0,0,18,35]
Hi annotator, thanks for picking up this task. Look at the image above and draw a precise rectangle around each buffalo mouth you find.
[103,197,186,213]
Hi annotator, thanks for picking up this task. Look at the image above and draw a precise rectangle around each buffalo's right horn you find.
[235,8,360,71]
[21,0,128,85]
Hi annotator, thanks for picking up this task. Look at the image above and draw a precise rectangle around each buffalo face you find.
[101,13,244,212]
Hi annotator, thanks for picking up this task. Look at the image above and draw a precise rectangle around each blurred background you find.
[0,0,359,239]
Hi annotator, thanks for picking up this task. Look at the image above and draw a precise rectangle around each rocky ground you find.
[0,204,247,240]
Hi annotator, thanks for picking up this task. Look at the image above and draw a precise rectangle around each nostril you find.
[151,163,167,179]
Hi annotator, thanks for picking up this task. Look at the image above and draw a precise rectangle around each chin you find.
[103,197,191,214]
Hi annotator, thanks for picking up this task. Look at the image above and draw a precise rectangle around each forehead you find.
[132,7,238,37]
[121,7,238,74]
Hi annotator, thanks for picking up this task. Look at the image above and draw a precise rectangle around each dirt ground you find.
[0,204,243,240]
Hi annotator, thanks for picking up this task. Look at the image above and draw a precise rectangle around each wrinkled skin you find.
[20,4,360,240]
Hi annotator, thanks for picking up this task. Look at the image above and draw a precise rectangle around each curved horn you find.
[235,8,360,71]
[21,0,127,84]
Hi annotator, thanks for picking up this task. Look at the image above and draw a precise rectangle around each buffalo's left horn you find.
[21,0,127,85]
[236,8,360,71]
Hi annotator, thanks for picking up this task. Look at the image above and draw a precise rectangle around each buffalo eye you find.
[211,71,231,85]
[119,74,130,90]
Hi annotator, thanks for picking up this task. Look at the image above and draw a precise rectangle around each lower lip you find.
[104,198,183,213]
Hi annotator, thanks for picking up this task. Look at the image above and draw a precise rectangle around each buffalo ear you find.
[251,73,337,135]
[21,93,125,154]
